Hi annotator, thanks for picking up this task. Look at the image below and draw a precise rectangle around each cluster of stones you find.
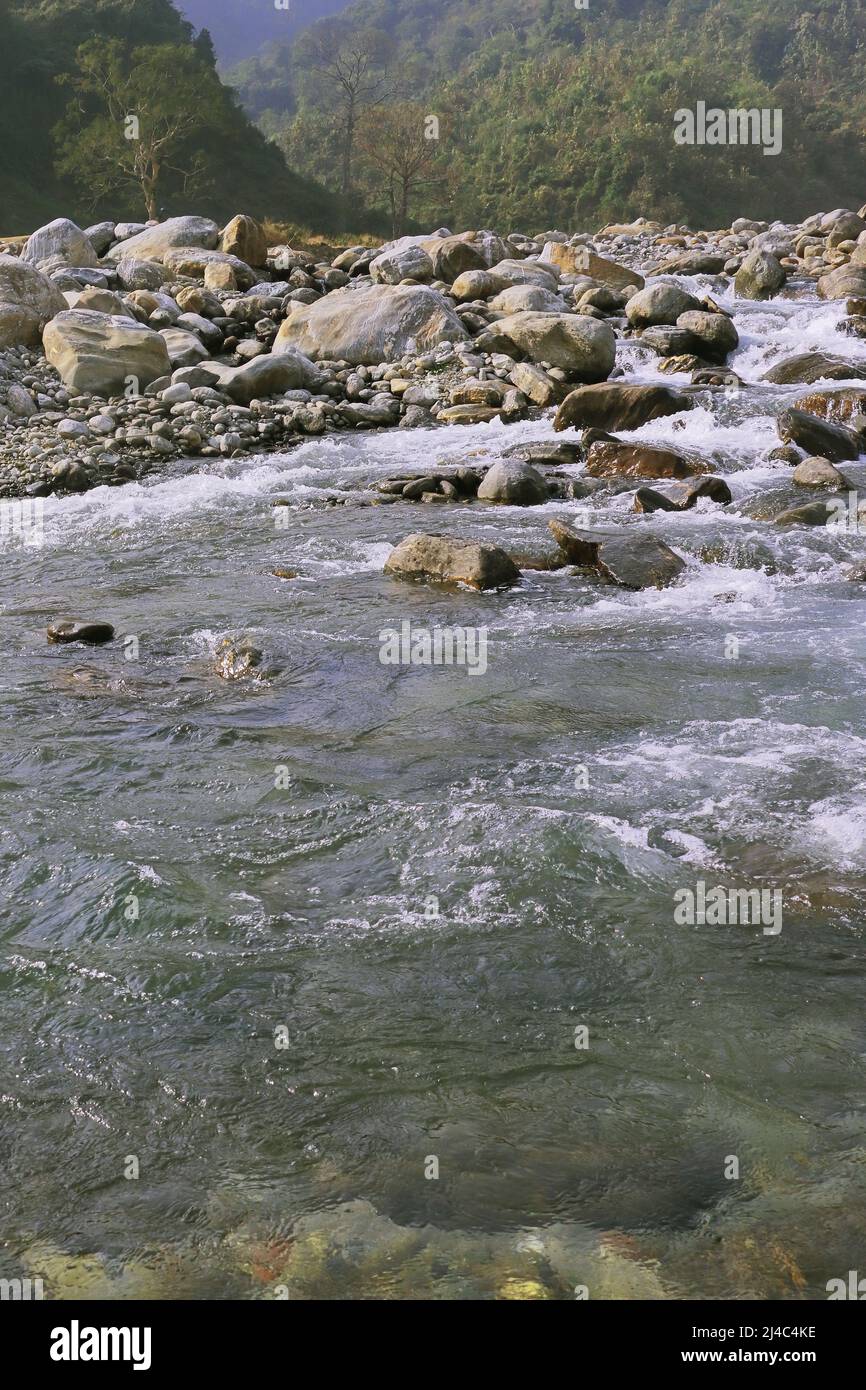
[3,203,866,499]
[0,208,751,498]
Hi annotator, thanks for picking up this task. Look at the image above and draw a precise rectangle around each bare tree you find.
[303,25,395,199]
[356,102,442,237]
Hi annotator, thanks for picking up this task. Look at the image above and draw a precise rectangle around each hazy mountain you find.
[175,0,353,66]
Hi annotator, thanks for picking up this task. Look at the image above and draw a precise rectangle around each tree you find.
[356,101,443,237]
[298,23,396,199]
[54,38,227,219]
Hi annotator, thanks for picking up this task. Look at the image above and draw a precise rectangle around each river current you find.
[2,277,865,1299]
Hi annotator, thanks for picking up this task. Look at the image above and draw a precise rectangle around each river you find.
[2,277,865,1299]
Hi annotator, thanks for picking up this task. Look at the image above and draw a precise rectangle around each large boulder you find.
[554,382,693,432]
[675,310,738,363]
[0,304,41,348]
[491,311,615,378]
[273,283,469,364]
[648,251,727,276]
[792,387,866,426]
[734,249,786,300]
[423,234,487,282]
[777,407,862,461]
[763,352,866,385]
[384,532,520,589]
[43,309,171,395]
[220,350,324,404]
[220,214,267,267]
[548,520,685,589]
[585,440,710,480]
[792,456,851,487]
[488,258,560,291]
[625,283,699,327]
[477,460,549,504]
[490,284,565,313]
[115,258,169,291]
[83,221,116,256]
[370,244,435,284]
[542,244,643,290]
[817,265,866,301]
[162,246,256,289]
[0,252,67,324]
[106,216,219,263]
[21,218,99,274]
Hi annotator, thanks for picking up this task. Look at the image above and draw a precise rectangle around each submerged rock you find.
[215,637,266,680]
[585,440,710,480]
[777,408,862,462]
[554,383,693,432]
[47,620,115,644]
[548,519,686,588]
[384,532,520,589]
[774,498,844,526]
[763,353,866,385]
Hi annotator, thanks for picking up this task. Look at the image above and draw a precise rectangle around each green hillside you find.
[229,0,866,230]
[0,0,346,234]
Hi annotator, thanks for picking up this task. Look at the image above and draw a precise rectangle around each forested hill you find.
[228,0,866,231]
[0,0,344,233]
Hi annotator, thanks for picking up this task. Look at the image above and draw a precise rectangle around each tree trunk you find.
[341,101,355,199]
[397,176,410,238]
[141,163,159,221]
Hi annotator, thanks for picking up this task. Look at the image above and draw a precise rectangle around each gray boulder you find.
[0,252,67,328]
[43,309,171,395]
[676,310,738,363]
[21,218,99,274]
[489,285,566,313]
[273,283,469,364]
[159,327,210,368]
[384,532,520,589]
[370,244,435,284]
[625,283,700,327]
[84,221,116,256]
[491,311,615,378]
[220,351,323,404]
[106,216,219,263]
[115,258,169,291]
[477,460,549,504]
[734,249,786,300]
[817,265,866,301]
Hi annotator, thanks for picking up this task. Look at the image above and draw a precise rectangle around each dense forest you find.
[0,0,346,233]
[228,0,866,231]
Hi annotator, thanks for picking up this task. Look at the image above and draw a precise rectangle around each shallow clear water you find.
[2,280,866,1299]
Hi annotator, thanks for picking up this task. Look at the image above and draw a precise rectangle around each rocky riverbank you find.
[2,206,866,504]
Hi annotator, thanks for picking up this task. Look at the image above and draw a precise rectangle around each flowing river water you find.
[2,275,866,1299]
